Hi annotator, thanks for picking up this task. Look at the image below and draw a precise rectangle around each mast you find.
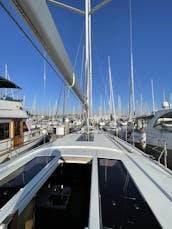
[99,94,103,117]
[163,91,166,102]
[108,56,116,124]
[104,100,106,116]
[43,52,46,95]
[129,0,135,118]
[85,0,90,131]
[170,93,172,108]
[47,0,110,133]
[12,0,110,133]
[23,95,26,107]
[32,96,37,116]
[151,79,155,113]
[63,82,66,122]
[89,0,92,117]
[118,95,121,118]
[53,100,58,119]
[85,0,110,131]
[140,93,143,115]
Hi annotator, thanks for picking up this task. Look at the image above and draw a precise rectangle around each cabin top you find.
[0,133,172,228]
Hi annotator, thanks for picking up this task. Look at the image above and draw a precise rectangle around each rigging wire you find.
[0,1,81,105]
[55,82,64,117]
[73,23,84,71]
[80,45,85,93]
[66,22,85,109]
[92,31,109,113]
[129,0,135,116]
[43,51,47,96]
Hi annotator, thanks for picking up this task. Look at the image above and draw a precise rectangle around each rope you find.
[73,23,84,70]
[92,31,109,112]
[65,22,84,107]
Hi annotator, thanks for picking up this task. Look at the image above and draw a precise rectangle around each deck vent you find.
[77,133,94,142]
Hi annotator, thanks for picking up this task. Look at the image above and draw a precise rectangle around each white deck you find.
[0,132,172,228]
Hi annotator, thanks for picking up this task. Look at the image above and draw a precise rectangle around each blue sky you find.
[0,0,172,115]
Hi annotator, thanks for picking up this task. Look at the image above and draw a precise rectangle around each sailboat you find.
[0,1,172,229]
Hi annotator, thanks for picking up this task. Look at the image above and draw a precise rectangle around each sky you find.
[0,0,172,116]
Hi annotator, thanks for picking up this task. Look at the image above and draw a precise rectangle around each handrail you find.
[0,130,47,162]
[158,141,168,168]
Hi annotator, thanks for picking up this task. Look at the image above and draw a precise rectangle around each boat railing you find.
[24,128,45,141]
[158,141,168,167]
[0,129,47,163]
[146,135,168,167]
[0,138,12,157]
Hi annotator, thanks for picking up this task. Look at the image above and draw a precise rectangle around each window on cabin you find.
[154,112,172,132]
[0,123,9,140]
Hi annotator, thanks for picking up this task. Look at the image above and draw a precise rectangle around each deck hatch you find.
[76,133,94,141]
[98,158,161,229]
[35,162,92,228]
[0,156,55,209]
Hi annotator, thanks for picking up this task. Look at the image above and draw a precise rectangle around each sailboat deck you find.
[50,132,124,155]
[0,132,172,228]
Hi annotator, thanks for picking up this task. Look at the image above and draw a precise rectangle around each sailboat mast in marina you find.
[108,56,116,123]
[151,79,156,114]
[47,0,110,133]
[118,94,122,117]
[129,0,135,118]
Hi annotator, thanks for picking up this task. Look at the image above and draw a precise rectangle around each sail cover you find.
[11,0,86,106]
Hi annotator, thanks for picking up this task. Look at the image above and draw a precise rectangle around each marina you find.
[0,0,172,229]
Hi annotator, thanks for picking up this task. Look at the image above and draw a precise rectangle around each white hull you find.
[145,108,172,159]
